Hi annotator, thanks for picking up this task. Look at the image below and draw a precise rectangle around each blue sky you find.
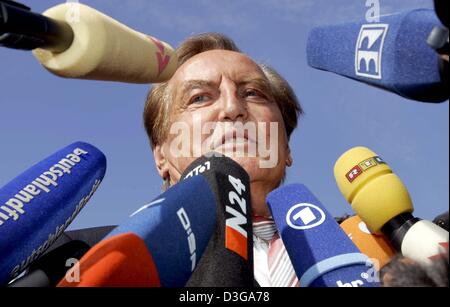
[0,0,448,230]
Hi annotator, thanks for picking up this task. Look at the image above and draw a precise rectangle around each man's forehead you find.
[169,50,265,86]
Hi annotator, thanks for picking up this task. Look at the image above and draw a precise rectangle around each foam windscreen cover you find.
[59,175,217,287]
[0,142,106,286]
[307,9,447,102]
[182,153,254,287]
[32,3,177,83]
[267,184,379,287]
[58,233,160,287]
[334,146,413,233]
[341,216,396,268]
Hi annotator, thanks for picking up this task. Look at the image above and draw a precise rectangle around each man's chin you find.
[216,152,259,164]
[222,155,271,179]
[177,152,279,180]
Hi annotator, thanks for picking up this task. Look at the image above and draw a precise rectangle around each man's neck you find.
[250,180,279,217]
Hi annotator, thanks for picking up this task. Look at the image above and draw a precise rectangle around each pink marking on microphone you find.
[148,36,171,76]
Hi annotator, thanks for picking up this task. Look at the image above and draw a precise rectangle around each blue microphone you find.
[99,175,217,287]
[307,9,448,103]
[60,153,252,287]
[266,184,380,287]
[0,142,106,285]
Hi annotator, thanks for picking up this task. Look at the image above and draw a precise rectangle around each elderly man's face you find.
[155,50,291,212]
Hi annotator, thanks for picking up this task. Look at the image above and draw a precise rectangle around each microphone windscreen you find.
[0,141,106,285]
[58,233,160,287]
[334,146,413,232]
[341,215,396,268]
[59,174,217,287]
[32,3,177,83]
[182,153,254,287]
[267,184,380,287]
[307,9,447,102]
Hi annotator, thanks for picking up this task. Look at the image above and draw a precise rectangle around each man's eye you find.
[245,90,258,97]
[244,89,266,99]
[190,95,210,104]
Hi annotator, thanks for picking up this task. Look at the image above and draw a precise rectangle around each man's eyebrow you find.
[175,78,272,101]
[178,80,217,96]
[238,77,272,91]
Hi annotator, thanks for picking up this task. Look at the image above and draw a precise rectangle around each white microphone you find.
[31,3,177,83]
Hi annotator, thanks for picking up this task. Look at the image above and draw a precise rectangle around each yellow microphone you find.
[334,147,448,265]
[31,3,177,83]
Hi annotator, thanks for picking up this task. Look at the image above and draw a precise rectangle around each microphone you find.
[0,141,106,286]
[267,184,380,287]
[334,146,449,265]
[340,215,396,268]
[307,9,448,103]
[0,1,177,83]
[433,211,449,231]
[181,153,253,287]
[0,0,73,52]
[433,0,449,28]
[8,240,90,287]
[58,153,253,287]
[58,174,217,287]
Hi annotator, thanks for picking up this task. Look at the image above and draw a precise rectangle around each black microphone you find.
[434,0,448,28]
[0,0,73,51]
[182,153,254,287]
[8,240,90,287]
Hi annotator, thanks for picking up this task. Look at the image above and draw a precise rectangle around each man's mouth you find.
[213,129,257,151]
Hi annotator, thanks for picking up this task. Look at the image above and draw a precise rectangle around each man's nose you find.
[218,81,248,122]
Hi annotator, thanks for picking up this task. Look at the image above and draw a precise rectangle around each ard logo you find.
[355,24,389,79]
[286,203,326,230]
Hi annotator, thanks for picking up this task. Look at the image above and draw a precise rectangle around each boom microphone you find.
[334,146,449,265]
[267,184,380,287]
[0,141,106,285]
[307,9,448,103]
[340,215,396,268]
[1,1,177,83]
[0,0,73,52]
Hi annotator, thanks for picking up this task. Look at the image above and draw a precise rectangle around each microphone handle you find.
[401,220,449,264]
[0,0,73,51]
[381,213,420,251]
[382,213,449,264]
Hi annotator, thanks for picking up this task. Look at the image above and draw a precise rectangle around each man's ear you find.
[153,144,169,179]
[286,146,293,167]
